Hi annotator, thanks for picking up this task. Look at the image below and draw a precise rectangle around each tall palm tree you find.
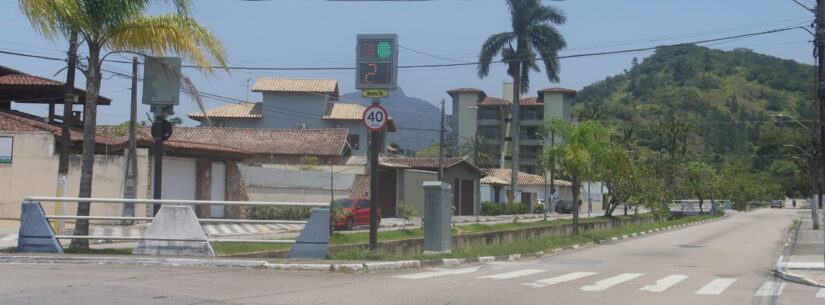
[459,135,496,167]
[20,0,228,250]
[477,0,566,203]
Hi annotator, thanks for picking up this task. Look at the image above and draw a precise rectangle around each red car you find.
[332,198,381,230]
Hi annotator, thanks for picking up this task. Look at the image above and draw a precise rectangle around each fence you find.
[17,196,330,258]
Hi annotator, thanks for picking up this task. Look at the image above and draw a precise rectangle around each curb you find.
[0,215,726,273]
[773,216,825,287]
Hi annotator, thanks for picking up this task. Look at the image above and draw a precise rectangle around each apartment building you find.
[446,84,575,174]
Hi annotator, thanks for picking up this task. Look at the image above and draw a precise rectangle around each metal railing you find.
[25,196,328,245]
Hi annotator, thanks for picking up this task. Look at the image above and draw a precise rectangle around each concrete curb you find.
[0,215,726,273]
[773,217,825,287]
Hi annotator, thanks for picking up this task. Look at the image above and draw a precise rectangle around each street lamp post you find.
[775,113,820,230]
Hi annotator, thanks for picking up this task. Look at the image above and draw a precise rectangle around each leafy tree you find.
[477,0,566,203]
[547,121,609,235]
[20,0,228,250]
[678,161,715,213]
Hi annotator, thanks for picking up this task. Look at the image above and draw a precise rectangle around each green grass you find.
[327,213,723,261]
[212,241,292,255]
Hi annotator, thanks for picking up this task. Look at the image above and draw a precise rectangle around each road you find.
[0,207,818,305]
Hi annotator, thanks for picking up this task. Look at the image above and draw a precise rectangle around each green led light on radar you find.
[376,41,392,58]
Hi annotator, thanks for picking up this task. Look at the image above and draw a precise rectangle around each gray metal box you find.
[423,181,452,254]
[142,57,181,106]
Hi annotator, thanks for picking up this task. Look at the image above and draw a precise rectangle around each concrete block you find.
[442,258,461,266]
[508,254,521,260]
[289,208,330,259]
[333,264,364,272]
[478,256,495,262]
[133,205,215,256]
[17,202,63,253]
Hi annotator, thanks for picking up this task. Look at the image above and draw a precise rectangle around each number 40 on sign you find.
[362,105,389,131]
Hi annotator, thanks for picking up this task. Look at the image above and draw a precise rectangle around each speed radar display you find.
[356,34,398,90]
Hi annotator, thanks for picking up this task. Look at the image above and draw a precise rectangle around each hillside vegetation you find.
[575,45,817,197]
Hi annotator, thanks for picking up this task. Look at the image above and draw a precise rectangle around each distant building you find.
[447,84,575,174]
[188,78,395,156]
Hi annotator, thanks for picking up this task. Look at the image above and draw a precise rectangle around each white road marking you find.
[477,269,546,280]
[754,281,786,297]
[816,288,825,298]
[640,274,688,292]
[524,272,598,288]
[695,278,737,295]
[395,267,479,279]
[580,273,644,292]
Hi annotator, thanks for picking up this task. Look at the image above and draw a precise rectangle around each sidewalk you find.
[776,200,825,287]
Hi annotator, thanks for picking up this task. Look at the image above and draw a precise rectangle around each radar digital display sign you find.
[356,34,397,90]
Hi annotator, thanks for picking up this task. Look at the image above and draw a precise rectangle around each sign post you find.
[143,56,181,215]
[357,34,397,250]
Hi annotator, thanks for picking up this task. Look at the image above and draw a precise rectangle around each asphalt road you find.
[0,207,818,305]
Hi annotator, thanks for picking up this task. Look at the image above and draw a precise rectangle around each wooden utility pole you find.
[438,99,445,181]
[122,57,138,223]
[55,32,78,234]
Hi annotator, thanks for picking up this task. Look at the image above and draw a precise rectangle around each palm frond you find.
[105,13,228,72]
[527,4,566,25]
[477,32,513,79]
[527,25,565,83]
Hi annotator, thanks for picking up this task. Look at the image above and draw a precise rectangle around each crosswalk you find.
[393,267,819,298]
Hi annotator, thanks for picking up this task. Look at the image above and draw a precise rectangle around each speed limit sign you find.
[362,105,389,131]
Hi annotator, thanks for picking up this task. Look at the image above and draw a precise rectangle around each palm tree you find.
[459,135,496,167]
[548,121,609,235]
[20,0,228,250]
[477,0,566,203]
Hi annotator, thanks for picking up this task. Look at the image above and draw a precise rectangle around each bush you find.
[507,202,529,215]
[532,202,545,214]
[481,201,505,216]
[246,206,313,220]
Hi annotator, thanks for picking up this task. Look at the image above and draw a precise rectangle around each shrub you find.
[481,201,505,216]
[532,202,545,214]
[246,206,312,220]
[507,202,529,215]
[396,201,418,229]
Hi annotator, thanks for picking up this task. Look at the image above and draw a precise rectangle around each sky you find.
[0,0,818,126]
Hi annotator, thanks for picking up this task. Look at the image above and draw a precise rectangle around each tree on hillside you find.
[546,121,609,235]
[477,0,566,203]
[678,161,714,213]
[20,0,228,250]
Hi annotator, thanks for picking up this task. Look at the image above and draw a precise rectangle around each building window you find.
[479,108,499,120]
[348,134,360,150]
[481,127,498,140]
[521,108,541,120]
[520,127,538,140]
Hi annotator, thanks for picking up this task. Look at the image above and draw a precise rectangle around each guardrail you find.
[17,197,330,258]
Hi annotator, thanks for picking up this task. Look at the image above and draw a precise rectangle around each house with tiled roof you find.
[0,109,255,220]
[447,83,576,174]
[480,168,574,210]
[188,77,394,156]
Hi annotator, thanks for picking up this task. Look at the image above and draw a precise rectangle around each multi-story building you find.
[188,78,395,156]
[447,84,575,174]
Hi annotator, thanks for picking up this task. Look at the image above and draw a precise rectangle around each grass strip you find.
[327,213,723,261]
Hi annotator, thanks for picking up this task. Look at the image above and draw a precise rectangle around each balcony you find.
[520,119,543,126]
[518,138,540,146]
[478,119,501,126]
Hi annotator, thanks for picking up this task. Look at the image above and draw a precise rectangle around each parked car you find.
[332,198,382,230]
[555,200,574,214]
[770,200,784,209]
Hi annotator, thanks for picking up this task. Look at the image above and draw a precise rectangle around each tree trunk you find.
[69,42,101,251]
[572,173,580,235]
[509,62,521,204]
[698,194,704,213]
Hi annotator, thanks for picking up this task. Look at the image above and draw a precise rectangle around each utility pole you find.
[815,0,825,267]
[438,99,445,181]
[55,32,78,234]
[122,57,138,224]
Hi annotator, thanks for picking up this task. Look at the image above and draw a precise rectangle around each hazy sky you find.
[0,0,817,126]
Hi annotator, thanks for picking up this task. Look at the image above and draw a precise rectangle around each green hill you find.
[575,45,816,196]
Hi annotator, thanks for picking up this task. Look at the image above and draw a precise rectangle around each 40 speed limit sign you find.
[362,105,389,131]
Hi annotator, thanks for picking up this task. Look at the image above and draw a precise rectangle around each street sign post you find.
[357,33,398,251]
[362,105,389,131]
